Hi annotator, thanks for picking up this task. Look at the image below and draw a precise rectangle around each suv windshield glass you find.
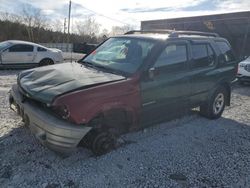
[82,37,156,74]
[0,41,11,51]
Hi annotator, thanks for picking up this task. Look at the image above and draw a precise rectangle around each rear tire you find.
[39,59,54,66]
[200,87,227,119]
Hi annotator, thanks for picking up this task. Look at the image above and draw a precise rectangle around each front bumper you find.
[237,74,250,82]
[9,84,92,153]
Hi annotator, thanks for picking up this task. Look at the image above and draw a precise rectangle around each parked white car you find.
[237,56,250,83]
[0,40,63,68]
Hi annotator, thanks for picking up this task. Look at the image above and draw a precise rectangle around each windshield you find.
[82,37,156,74]
[0,41,11,51]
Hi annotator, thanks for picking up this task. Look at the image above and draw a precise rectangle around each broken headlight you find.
[53,105,70,120]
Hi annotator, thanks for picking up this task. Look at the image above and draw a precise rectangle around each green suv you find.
[10,30,238,155]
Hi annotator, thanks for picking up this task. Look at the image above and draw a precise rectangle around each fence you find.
[39,43,98,54]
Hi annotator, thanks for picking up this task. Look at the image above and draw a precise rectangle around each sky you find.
[0,0,249,32]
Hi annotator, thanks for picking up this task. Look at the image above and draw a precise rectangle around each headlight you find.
[239,63,245,68]
[53,105,70,120]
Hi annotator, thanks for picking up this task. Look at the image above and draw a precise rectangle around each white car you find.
[0,40,63,68]
[237,56,250,83]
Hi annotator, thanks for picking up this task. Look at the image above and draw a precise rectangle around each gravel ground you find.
[1,70,250,188]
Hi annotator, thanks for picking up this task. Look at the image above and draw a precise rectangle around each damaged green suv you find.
[9,30,237,155]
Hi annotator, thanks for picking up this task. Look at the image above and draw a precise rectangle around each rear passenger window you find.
[37,47,47,52]
[155,44,187,68]
[9,44,34,52]
[216,41,235,63]
[192,44,215,68]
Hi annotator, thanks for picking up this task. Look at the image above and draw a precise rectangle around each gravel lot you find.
[0,70,250,188]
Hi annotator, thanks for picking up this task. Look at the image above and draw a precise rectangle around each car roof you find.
[117,33,170,41]
[5,40,48,48]
[114,30,226,42]
[114,33,227,43]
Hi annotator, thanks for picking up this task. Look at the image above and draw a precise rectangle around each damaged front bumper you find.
[9,84,92,153]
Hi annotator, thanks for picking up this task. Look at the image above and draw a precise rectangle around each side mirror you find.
[148,67,155,80]
[3,48,9,53]
[218,54,225,64]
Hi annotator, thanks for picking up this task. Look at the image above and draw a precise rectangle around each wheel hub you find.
[213,93,224,115]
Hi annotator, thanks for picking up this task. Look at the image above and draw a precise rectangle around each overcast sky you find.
[0,0,249,31]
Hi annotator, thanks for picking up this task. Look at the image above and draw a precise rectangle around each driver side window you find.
[154,44,188,70]
[8,44,34,52]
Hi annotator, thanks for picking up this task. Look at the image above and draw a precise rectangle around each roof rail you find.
[125,30,219,37]
[124,30,174,35]
[169,31,219,37]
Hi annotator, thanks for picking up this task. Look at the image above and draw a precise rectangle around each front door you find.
[2,44,35,65]
[140,41,191,126]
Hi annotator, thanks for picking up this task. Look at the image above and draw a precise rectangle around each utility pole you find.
[67,0,72,52]
[63,18,67,43]
[64,18,67,35]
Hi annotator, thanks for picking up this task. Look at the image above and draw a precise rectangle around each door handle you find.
[27,54,33,56]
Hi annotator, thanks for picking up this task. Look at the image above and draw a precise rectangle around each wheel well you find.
[78,109,132,148]
[89,109,133,134]
[39,58,54,65]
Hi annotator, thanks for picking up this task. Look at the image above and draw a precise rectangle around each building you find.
[141,11,250,58]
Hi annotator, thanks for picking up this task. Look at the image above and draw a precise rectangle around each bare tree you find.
[0,12,22,23]
[76,16,101,37]
[50,19,64,33]
[20,5,47,42]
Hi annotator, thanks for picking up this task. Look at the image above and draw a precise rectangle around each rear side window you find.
[9,44,34,52]
[191,44,216,68]
[155,44,187,68]
[216,41,235,63]
[37,47,47,52]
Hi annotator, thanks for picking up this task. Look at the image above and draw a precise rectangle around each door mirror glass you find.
[3,48,9,52]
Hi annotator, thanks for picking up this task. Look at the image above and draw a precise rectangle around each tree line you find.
[0,6,135,44]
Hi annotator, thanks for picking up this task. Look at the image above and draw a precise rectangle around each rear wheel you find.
[39,59,54,66]
[200,87,227,119]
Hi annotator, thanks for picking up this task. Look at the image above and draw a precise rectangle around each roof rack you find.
[125,30,219,37]
[125,30,173,35]
[170,31,219,37]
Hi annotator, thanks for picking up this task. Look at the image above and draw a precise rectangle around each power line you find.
[71,1,132,25]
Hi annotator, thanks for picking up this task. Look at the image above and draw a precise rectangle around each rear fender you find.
[209,81,231,106]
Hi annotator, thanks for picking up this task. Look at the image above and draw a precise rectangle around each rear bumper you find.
[9,84,92,153]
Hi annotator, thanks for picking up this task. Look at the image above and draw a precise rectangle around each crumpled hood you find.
[18,62,125,103]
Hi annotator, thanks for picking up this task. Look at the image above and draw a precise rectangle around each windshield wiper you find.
[81,61,124,76]
[94,64,123,76]
[81,61,97,69]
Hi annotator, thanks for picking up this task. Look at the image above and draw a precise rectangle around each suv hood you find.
[18,62,125,104]
[240,57,250,65]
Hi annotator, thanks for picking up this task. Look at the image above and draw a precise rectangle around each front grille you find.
[17,86,47,108]
[244,64,250,72]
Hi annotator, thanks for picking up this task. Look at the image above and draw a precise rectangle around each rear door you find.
[140,41,191,125]
[215,40,238,80]
[2,44,35,65]
[188,41,218,105]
